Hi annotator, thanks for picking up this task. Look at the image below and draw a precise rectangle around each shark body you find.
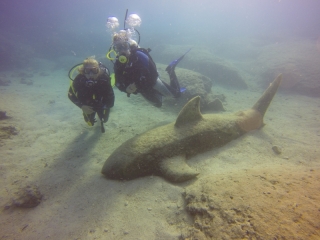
[102,75,282,182]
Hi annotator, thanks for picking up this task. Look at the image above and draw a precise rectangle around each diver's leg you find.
[140,89,163,108]
[97,108,109,133]
[97,108,110,123]
[166,61,181,98]
[153,77,181,98]
[165,48,191,73]
[153,78,174,97]
[167,71,181,98]
[83,112,96,126]
[164,48,191,98]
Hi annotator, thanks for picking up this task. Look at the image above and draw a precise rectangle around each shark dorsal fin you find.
[175,96,203,127]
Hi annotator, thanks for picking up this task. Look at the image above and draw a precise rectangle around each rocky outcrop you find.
[157,64,226,111]
[153,45,247,89]
[181,167,320,239]
[257,40,320,97]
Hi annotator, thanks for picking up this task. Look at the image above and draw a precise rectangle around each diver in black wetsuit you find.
[68,57,115,133]
[111,32,190,107]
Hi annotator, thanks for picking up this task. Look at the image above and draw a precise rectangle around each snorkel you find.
[106,9,141,63]
[124,9,128,29]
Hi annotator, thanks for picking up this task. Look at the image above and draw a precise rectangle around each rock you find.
[0,126,18,138]
[182,168,320,239]
[191,57,247,89]
[212,93,226,102]
[0,114,17,145]
[12,185,43,208]
[205,98,225,112]
[0,111,8,120]
[157,64,216,110]
[257,40,320,97]
[0,125,18,146]
[153,45,247,89]
[0,77,11,86]
[272,145,282,154]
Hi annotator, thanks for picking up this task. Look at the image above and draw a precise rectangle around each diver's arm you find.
[68,87,82,108]
[68,76,83,108]
[102,83,115,109]
[115,79,127,92]
[114,65,129,93]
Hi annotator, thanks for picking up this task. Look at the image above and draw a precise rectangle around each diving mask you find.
[84,67,99,74]
[84,66,99,86]
[113,41,130,54]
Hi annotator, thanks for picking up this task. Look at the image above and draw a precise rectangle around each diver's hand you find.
[81,105,94,114]
[126,83,137,94]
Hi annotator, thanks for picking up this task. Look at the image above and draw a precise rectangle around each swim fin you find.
[166,48,191,73]
[180,87,186,93]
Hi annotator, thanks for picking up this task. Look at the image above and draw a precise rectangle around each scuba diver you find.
[68,56,115,133]
[106,12,190,107]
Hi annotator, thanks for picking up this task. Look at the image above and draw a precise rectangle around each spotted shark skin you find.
[102,74,282,182]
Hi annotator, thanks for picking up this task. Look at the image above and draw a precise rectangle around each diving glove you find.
[81,105,94,114]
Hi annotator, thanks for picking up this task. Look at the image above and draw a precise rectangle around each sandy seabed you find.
[0,64,319,240]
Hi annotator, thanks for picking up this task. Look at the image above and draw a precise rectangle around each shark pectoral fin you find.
[159,156,199,183]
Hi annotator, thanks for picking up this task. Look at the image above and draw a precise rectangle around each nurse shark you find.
[102,74,282,183]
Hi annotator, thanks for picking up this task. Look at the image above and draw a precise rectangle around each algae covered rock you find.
[154,45,247,89]
[157,64,225,111]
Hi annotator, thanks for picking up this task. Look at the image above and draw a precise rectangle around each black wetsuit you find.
[68,65,114,126]
[114,48,180,107]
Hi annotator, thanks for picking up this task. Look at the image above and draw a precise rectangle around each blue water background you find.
[1,0,319,66]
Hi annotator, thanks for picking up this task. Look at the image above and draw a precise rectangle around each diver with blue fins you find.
[106,11,190,107]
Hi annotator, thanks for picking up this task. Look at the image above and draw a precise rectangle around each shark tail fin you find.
[252,74,282,117]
